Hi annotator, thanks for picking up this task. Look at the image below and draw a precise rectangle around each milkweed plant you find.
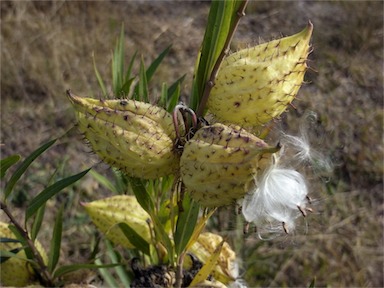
[0,1,330,287]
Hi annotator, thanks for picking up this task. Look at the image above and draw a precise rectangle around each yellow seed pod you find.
[187,232,237,284]
[180,123,276,207]
[83,195,151,249]
[207,22,313,127]
[67,91,179,179]
[0,222,47,287]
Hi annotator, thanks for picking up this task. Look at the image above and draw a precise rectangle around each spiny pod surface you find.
[207,22,313,128]
[83,195,151,249]
[180,123,276,207]
[0,222,48,287]
[67,92,180,179]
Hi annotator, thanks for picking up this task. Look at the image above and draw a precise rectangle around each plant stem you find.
[175,251,186,288]
[196,0,249,118]
[0,201,55,287]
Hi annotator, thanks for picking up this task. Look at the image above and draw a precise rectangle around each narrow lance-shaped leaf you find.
[136,56,149,102]
[189,239,225,286]
[26,168,91,220]
[48,205,63,273]
[190,1,235,111]
[0,248,32,264]
[53,262,121,279]
[92,52,108,97]
[112,23,125,96]
[105,240,131,287]
[145,45,171,82]
[93,258,120,288]
[89,169,118,194]
[174,194,200,255]
[166,75,185,112]
[129,178,155,215]
[31,204,46,241]
[3,139,56,200]
[118,222,150,256]
[7,225,34,260]
[0,154,21,180]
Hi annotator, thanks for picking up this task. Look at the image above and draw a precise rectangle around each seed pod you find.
[82,195,151,249]
[187,232,237,284]
[180,123,277,207]
[0,222,47,287]
[67,91,179,179]
[207,22,313,127]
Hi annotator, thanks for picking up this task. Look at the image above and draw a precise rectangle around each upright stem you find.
[196,0,249,118]
[0,201,54,287]
[175,251,186,288]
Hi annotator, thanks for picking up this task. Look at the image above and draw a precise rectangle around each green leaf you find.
[26,168,91,220]
[118,223,150,256]
[48,205,63,273]
[146,45,171,82]
[174,194,200,255]
[129,177,154,214]
[3,139,56,200]
[92,52,108,97]
[53,262,121,279]
[0,237,20,243]
[136,57,149,102]
[162,74,185,112]
[93,258,120,287]
[7,225,34,260]
[105,240,131,287]
[309,277,316,288]
[0,154,21,180]
[0,249,34,264]
[128,178,174,263]
[31,203,46,241]
[190,1,240,111]
[112,23,125,96]
[89,169,118,194]
[189,239,225,286]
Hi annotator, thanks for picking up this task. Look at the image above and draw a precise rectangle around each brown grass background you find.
[1,1,383,287]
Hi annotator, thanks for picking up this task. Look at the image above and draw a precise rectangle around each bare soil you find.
[1,1,383,287]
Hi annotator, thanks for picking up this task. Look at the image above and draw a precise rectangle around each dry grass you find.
[1,1,383,287]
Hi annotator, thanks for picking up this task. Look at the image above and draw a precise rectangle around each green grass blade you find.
[48,205,63,273]
[93,258,120,287]
[137,57,149,102]
[26,168,91,220]
[174,194,200,255]
[146,45,171,82]
[92,52,108,97]
[159,82,168,109]
[53,262,121,279]
[3,139,56,200]
[31,203,46,241]
[89,169,118,194]
[112,23,125,96]
[118,223,150,256]
[125,50,138,84]
[0,154,21,180]
[105,240,131,287]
